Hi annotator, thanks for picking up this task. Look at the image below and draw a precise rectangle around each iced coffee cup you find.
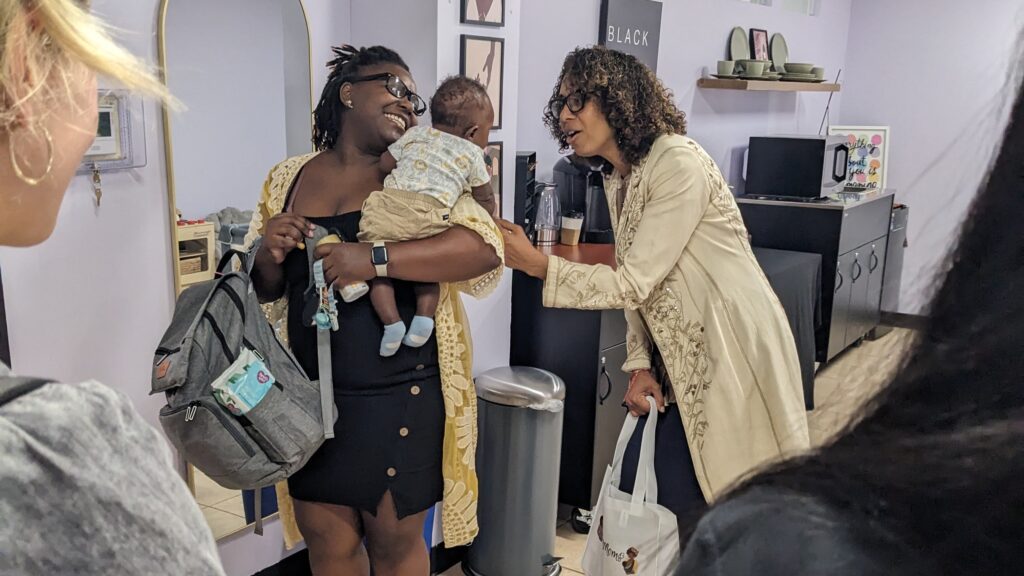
[560,212,584,246]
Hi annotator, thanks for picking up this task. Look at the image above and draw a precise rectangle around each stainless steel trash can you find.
[465,367,566,576]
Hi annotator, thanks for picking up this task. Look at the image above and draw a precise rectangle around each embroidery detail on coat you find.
[625,321,651,367]
[646,285,712,449]
[596,141,715,447]
[684,139,750,248]
[607,156,651,263]
[554,261,643,310]
[435,284,480,544]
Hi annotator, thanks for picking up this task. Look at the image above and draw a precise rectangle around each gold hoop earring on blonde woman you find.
[9,124,55,186]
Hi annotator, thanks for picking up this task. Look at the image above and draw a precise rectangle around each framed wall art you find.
[828,125,891,191]
[486,141,503,217]
[461,0,504,27]
[460,35,504,130]
[750,28,769,61]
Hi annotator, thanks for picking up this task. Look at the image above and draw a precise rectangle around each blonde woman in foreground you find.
[0,1,225,573]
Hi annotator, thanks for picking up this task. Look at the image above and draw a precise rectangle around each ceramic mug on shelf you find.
[742,61,765,77]
[717,60,735,76]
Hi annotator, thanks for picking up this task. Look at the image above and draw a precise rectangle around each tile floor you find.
[441,329,916,575]
[194,470,249,539]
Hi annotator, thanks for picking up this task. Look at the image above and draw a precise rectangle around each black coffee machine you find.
[553,156,614,244]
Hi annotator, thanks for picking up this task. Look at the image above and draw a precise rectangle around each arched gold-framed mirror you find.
[157,0,314,540]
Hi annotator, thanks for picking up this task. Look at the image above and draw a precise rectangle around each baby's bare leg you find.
[413,282,440,318]
[370,279,406,357]
[403,282,439,348]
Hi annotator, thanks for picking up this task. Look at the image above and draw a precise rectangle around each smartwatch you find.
[371,241,389,277]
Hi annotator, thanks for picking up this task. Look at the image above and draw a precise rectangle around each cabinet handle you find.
[835,264,844,293]
[852,256,863,282]
[599,365,613,405]
[870,249,879,272]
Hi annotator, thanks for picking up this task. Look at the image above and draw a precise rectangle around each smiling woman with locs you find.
[248,45,503,576]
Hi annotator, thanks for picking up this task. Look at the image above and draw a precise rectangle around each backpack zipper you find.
[154,346,181,366]
[164,400,256,457]
[204,401,256,456]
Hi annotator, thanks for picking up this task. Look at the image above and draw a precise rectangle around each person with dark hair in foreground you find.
[677,63,1024,576]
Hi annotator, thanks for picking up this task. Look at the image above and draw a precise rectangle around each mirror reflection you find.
[160,0,312,539]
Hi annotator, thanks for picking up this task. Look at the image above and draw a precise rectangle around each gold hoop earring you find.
[9,124,54,186]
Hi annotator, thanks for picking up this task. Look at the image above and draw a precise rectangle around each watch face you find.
[371,245,388,265]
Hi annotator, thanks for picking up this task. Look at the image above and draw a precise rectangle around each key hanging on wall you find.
[91,164,102,207]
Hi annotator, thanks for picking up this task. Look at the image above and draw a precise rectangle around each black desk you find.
[753,247,822,410]
[738,193,894,364]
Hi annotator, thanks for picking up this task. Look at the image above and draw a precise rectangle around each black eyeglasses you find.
[349,73,427,116]
[549,90,594,118]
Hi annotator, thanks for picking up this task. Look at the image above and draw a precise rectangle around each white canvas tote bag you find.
[581,397,680,575]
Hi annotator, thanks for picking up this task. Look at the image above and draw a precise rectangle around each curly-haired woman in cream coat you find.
[500,47,810,533]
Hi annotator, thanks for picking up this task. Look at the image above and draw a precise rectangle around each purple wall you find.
[839,0,1022,312]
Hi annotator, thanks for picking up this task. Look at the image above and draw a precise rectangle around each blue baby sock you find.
[381,321,407,357]
[403,316,435,348]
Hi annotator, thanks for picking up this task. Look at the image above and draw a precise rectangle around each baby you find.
[355,75,496,356]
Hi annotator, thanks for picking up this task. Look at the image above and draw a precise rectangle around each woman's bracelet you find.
[629,368,651,387]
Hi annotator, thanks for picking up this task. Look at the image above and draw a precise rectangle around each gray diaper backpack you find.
[151,230,339,531]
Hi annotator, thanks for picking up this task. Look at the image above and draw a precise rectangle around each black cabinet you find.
[737,192,895,364]
[828,250,856,360]
[828,236,888,357]
[591,343,629,503]
[861,238,888,339]
[510,258,629,510]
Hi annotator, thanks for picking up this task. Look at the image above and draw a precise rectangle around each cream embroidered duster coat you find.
[543,134,810,501]
[243,153,504,548]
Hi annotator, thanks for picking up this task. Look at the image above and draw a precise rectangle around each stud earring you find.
[345,100,354,109]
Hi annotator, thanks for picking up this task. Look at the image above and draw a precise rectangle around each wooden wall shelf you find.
[697,78,841,93]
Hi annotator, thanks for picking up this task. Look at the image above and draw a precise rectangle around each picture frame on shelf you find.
[461,0,504,27]
[486,141,503,218]
[750,28,769,61]
[828,125,891,191]
[460,35,504,130]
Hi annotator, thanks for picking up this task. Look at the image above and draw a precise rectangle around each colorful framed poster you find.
[829,125,891,191]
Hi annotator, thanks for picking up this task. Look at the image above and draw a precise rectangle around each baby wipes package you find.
[211,348,275,415]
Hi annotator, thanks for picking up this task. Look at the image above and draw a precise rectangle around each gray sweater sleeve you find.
[0,380,226,576]
[677,489,888,576]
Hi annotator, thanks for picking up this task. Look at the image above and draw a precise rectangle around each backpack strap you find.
[306,226,337,440]
[254,487,263,536]
[0,377,53,408]
[215,249,249,276]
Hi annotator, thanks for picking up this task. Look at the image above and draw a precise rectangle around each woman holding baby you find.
[248,45,501,576]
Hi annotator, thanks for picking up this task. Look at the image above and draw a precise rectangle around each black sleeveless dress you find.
[284,212,444,518]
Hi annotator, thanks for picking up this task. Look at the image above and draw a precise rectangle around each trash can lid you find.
[475,367,566,408]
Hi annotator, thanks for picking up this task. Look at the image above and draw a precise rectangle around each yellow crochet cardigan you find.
[242,153,503,548]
